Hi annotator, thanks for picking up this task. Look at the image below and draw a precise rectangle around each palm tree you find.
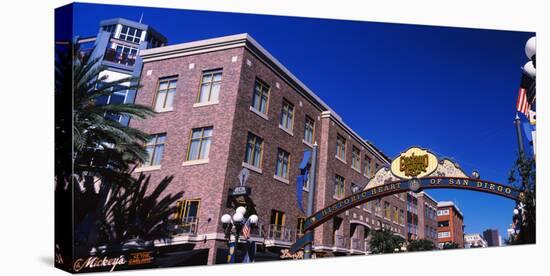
[55,40,155,190]
[55,40,158,254]
[95,174,184,249]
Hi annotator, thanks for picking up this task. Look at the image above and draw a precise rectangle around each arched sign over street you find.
[290,146,526,253]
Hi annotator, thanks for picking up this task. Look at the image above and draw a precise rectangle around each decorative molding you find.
[134,165,161,172]
[182,159,209,167]
[249,106,269,120]
[193,101,219,108]
[242,162,262,174]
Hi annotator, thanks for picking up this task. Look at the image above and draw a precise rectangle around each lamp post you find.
[220,206,258,263]
[511,36,536,244]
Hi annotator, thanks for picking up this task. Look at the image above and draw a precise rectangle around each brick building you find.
[130,33,423,264]
[415,192,438,244]
[437,201,464,248]
[483,229,500,247]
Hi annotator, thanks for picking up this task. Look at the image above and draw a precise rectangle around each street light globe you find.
[523,61,536,78]
[236,206,247,216]
[232,212,244,223]
[472,170,480,179]
[525,36,536,60]
[249,214,259,224]
[513,209,519,215]
[221,214,232,224]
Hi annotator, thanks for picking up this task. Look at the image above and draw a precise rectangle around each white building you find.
[464,233,488,248]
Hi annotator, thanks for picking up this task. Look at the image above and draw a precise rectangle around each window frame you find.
[196,69,223,104]
[279,99,295,132]
[336,134,346,161]
[334,174,346,198]
[351,146,361,171]
[297,217,306,234]
[118,25,143,43]
[244,132,264,169]
[175,199,201,226]
[275,148,291,180]
[185,126,213,161]
[153,77,178,112]
[304,115,315,145]
[364,156,372,177]
[384,201,391,219]
[143,133,166,167]
[251,78,270,115]
[270,210,286,226]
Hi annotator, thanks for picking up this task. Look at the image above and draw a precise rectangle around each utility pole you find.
[304,142,318,259]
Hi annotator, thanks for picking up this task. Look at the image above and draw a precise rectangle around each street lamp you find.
[220,206,258,263]
[525,36,536,62]
[471,170,480,179]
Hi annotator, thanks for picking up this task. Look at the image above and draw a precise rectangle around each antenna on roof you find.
[139,12,144,24]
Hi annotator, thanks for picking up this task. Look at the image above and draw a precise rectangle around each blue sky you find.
[70,3,534,240]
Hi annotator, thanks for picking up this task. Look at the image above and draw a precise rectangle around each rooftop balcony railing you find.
[103,48,136,66]
[264,224,297,243]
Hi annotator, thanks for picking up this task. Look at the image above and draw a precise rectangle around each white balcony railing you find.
[174,217,199,235]
[334,234,347,248]
[350,238,365,251]
[264,224,297,243]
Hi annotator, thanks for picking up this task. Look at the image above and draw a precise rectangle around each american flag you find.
[242,218,251,239]
[516,87,530,117]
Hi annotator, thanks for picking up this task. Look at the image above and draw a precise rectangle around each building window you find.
[364,201,372,212]
[197,70,222,104]
[336,134,346,161]
[304,116,315,144]
[95,84,128,122]
[385,202,392,219]
[251,79,270,114]
[393,206,399,223]
[351,146,361,171]
[144,133,166,166]
[375,199,382,216]
[275,148,290,179]
[270,210,286,226]
[176,199,200,225]
[334,175,345,198]
[438,231,451,238]
[102,25,116,33]
[244,132,263,168]
[104,43,138,66]
[280,100,295,131]
[186,127,213,161]
[119,25,143,43]
[438,220,450,227]
[364,156,372,177]
[297,217,306,235]
[437,209,450,216]
[399,209,405,225]
[154,77,177,112]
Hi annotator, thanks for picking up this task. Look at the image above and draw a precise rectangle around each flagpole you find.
[304,142,318,259]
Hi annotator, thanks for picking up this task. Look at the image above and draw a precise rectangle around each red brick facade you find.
[437,202,464,248]
[131,34,423,264]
